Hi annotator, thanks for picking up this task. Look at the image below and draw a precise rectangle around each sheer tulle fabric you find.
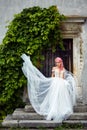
[21,54,77,122]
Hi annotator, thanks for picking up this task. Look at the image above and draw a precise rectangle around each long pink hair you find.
[55,57,64,70]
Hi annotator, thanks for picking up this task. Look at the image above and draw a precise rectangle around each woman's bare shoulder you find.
[52,66,56,70]
[52,67,56,72]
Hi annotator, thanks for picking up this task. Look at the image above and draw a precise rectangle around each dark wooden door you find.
[40,39,73,77]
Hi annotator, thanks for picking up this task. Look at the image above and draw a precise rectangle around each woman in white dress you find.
[21,54,77,122]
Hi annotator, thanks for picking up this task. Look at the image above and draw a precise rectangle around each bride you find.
[21,54,77,122]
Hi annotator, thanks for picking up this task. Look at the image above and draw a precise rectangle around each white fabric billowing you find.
[21,53,77,122]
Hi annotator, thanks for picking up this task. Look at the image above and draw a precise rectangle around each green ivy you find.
[0,5,65,119]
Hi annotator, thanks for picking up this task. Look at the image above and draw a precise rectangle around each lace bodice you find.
[54,69,60,77]
[52,69,65,78]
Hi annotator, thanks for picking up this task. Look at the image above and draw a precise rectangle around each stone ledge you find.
[69,112,87,120]
[18,120,61,128]
[63,120,87,128]
[24,104,87,113]
[2,120,19,127]
[25,104,35,112]
[12,112,44,120]
[12,111,87,120]
[74,105,87,112]
[64,15,87,23]
[2,119,87,128]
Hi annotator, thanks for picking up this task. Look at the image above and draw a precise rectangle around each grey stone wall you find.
[0,0,87,43]
[0,0,87,104]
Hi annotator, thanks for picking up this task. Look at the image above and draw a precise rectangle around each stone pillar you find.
[82,58,87,104]
[81,20,87,104]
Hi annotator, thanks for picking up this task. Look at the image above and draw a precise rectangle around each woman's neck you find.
[56,66,63,71]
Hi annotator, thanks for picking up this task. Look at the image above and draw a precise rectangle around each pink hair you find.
[55,57,64,70]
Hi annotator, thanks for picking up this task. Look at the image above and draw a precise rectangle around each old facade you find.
[0,0,87,104]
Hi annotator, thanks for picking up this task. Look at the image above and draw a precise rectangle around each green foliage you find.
[0,5,65,119]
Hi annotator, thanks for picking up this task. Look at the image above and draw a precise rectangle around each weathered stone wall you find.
[0,0,87,104]
[0,0,87,43]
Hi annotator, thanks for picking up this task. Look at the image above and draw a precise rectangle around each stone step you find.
[2,117,61,128]
[25,105,35,112]
[63,120,87,128]
[69,112,87,120]
[2,118,87,128]
[74,104,87,112]
[13,108,87,120]
[25,104,87,113]
[1,129,86,130]
[13,112,44,120]
[2,104,87,129]
[2,113,87,128]
[13,108,43,120]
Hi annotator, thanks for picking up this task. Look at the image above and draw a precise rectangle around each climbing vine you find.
[0,5,65,118]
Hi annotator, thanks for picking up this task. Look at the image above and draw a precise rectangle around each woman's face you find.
[55,61,61,67]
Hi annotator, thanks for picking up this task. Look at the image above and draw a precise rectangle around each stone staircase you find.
[2,103,87,129]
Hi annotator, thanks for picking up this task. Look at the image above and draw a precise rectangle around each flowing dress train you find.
[21,54,77,122]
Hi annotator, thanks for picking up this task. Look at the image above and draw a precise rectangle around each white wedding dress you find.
[21,54,77,122]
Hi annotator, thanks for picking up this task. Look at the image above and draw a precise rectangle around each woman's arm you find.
[51,67,55,77]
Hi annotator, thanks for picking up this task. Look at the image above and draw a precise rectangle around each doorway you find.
[40,39,73,77]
